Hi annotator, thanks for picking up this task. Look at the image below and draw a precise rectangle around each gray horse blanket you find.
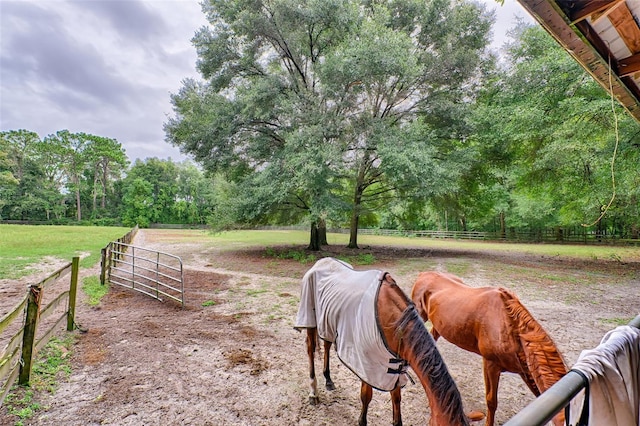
[294,257,408,391]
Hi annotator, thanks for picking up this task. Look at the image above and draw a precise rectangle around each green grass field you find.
[0,225,132,279]
[179,229,640,262]
[139,229,640,263]
[2,225,639,280]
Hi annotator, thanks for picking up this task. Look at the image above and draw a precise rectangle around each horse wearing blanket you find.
[295,257,470,426]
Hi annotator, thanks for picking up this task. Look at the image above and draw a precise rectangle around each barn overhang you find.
[517,0,640,122]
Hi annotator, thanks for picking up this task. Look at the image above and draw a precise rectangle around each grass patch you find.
[0,225,131,279]
[393,259,438,276]
[335,253,377,265]
[443,260,471,276]
[264,247,317,264]
[600,317,634,327]
[81,275,109,306]
[4,389,39,425]
[246,288,268,297]
[264,247,375,266]
[351,253,376,265]
[4,335,75,425]
[186,229,311,250]
[31,336,74,392]
[202,300,216,307]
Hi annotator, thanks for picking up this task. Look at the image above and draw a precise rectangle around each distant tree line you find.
[3,0,640,248]
[0,129,213,228]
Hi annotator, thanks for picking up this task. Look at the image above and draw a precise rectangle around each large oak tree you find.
[165,0,493,249]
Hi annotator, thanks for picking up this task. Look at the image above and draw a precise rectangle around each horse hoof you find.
[467,410,485,422]
[309,396,319,406]
[325,382,336,391]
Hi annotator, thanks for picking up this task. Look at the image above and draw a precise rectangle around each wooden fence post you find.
[67,256,79,331]
[19,285,42,385]
[100,246,108,285]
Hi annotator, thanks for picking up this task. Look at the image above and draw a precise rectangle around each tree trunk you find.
[76,188,82,221]
[499,211,506,239]
[348,212,359,249]
[92,173,99,215]
[631,196,638,240]
[319,218,328,246]
[348,166,366,249]
[101,163,108,209]
[308,221,320,251]
[74,175,82,221]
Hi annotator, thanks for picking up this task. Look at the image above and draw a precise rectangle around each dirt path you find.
[2,229,639,425]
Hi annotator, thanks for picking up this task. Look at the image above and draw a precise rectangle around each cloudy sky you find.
[0,0,533,163]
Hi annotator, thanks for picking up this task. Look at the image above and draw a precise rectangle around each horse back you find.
[413,271,510,356]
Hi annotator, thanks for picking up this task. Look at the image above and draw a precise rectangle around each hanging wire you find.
[581,51,620,227]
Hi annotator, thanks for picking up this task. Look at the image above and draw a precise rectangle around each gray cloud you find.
[1,0,531,162]
[78,0,168,42]
[0,0,204,161]
[1,1,139,111]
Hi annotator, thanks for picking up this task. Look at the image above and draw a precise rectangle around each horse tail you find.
[499,288,568,394]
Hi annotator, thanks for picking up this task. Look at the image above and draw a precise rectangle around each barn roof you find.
[517,0,640,122]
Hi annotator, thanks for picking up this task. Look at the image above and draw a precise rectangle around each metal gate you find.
[105,241,184,307]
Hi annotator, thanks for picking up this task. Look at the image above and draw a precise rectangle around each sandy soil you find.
[1,228,639,426]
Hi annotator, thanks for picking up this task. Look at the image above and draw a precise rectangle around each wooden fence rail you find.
[0,257,79,406]
[346,228,639,244]
[256,226,640,245]
[100,225,138,285]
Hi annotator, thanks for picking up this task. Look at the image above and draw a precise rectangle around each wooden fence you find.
[0,257,80,406]
[1,226,137,407]
[99,225,138,285]
[257,226,640,245]
[347,228,639,244]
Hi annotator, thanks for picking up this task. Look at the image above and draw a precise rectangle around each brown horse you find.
[411,271,568,426]
[295,258,469,426]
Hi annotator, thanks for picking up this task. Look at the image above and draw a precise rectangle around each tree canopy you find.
[165,0,495,248]
[3,12,639,244]
[470,23,640,238]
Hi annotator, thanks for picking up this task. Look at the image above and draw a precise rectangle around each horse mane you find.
[499,288,568,393]
[396,304,469,426]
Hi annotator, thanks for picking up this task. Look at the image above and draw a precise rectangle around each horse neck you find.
[378,282,469,426]
[502,290,568,391]
[399,313,469,426]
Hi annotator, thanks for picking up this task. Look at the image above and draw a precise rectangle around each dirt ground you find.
[1,228,639,426]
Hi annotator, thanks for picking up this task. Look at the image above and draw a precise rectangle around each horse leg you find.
[390,385,402,426]
[430,326,441,341]
[483,359,502,426]
[323,339,335,391]
[306,328,319,405]
[358,381,373,426]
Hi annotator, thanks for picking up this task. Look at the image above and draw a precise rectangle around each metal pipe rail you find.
[504,314,640,426]
[108,242,184,306]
